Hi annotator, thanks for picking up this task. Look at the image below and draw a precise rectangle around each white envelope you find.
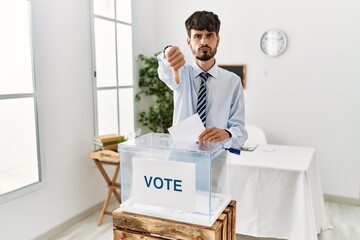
[168,113,205,142]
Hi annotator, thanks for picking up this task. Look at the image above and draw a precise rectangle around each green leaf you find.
[135,53,173,133]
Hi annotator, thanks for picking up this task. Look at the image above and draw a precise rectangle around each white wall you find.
[132,0,157,132]
[139,0,360,199]
[0,0,358,238]
[0,0,106,239]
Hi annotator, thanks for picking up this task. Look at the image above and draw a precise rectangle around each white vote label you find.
[132,157,196,212]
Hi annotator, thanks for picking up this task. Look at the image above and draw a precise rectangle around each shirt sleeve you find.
[226,77,248,149]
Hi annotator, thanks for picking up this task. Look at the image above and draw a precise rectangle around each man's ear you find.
[217,35,220,46]
[186,37,191,47]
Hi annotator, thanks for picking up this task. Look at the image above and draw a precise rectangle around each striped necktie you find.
[196,72,210,127]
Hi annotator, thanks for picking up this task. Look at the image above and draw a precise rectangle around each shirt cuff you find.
[225,129,232,138]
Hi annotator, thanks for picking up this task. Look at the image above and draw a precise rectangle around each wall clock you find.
[260,29,287,57]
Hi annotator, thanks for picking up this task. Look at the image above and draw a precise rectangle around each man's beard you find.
[192,45,217,61]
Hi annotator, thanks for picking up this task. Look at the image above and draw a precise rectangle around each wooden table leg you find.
[111,164,121,203]
[93,159,121,226]
[98,188,113,226]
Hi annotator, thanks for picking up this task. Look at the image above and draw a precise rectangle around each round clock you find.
[260,29,288,57]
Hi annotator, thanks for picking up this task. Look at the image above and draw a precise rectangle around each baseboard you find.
[31,194,360,239]
[324,194,360,206]
[33,198,115,240]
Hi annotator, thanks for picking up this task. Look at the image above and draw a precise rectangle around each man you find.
[157,11,247,149]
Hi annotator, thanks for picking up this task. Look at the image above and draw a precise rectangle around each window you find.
[0,0,42,203]
[90,0,135,138]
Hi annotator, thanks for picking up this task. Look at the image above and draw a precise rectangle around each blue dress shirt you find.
[157,52,247,148]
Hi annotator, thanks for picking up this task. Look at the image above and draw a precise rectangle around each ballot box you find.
[118,133,232,227]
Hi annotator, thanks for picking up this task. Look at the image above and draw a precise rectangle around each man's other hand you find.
[198,126,231,143]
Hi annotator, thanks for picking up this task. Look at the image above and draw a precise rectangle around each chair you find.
[245,125,267,144]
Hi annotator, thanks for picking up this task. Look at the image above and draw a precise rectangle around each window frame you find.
[89,0,135,138]
[0,0,45,204]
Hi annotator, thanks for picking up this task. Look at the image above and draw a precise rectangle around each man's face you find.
[187,29,220,61]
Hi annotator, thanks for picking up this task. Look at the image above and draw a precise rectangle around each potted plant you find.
[135,53,173,133]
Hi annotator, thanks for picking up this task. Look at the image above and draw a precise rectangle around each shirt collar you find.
[192,61,219,79]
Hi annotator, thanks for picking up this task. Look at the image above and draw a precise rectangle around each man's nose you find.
[200,36,207,45]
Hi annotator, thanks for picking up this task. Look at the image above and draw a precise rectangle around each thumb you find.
[173,69,180,85]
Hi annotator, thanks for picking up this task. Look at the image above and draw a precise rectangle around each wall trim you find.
[324,194,360,206]
[33,199,115,240]
[32,194,360,239]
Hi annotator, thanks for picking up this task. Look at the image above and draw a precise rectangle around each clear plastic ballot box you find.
[118,133,232,227]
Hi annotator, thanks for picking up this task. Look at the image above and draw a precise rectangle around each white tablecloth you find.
[230,144,329,240]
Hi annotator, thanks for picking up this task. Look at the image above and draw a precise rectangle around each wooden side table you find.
[113,200,236,240]
[89,150,121,226]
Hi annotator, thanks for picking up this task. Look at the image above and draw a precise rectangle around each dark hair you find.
[185,11,221,37]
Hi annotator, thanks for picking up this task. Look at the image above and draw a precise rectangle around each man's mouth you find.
[199,47,211,51]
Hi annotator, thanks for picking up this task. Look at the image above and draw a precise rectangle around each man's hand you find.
[198,126,231,143]
[164,46,185,84]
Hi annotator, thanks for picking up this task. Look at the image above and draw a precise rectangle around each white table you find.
[230,144,329,240]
